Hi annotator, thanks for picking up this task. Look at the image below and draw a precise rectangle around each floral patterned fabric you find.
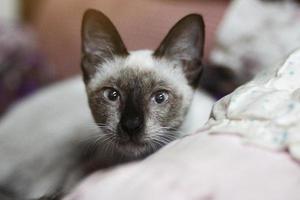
[207,49,300,161]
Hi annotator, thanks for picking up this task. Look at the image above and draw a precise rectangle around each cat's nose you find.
[120,116,143,134]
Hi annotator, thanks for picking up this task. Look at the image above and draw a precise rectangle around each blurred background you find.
[0,0,300,116]
[0,0,230,116]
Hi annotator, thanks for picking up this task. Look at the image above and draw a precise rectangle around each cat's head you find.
[81,9,205,158]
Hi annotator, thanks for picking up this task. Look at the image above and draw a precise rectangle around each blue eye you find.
[153,91,169,104]
[103,88,120,101]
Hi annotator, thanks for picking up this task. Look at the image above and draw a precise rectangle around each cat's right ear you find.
[81,9,128,83]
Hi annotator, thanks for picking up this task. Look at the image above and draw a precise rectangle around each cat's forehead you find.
[87,50,191,94]
[105,68,167,93]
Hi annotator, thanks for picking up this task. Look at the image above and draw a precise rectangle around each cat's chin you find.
[114,140,159,158]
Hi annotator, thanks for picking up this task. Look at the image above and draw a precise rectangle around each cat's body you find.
[0,10,214,199]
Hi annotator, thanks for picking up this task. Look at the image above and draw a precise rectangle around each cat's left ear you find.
[154,14,205,87]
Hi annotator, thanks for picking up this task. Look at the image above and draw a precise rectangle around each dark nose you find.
[120,116,143,134]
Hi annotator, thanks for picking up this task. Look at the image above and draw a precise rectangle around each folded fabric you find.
[206,49,300,160]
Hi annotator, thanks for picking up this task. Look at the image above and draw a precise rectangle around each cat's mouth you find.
[99,128,176,157]
[116,135,148,148]
[111,134,160,157]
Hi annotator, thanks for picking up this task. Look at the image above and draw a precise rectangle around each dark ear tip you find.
[180,13,204,26]
[84,8,99,14]
[82,9,109,24]
[83,9,98,19]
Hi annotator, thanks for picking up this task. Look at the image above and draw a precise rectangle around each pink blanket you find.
[65,134,300,200]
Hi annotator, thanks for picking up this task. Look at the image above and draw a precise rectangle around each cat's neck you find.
[180,90,214,136]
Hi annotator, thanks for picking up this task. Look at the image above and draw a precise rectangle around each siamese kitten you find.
[0,9,214,199]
